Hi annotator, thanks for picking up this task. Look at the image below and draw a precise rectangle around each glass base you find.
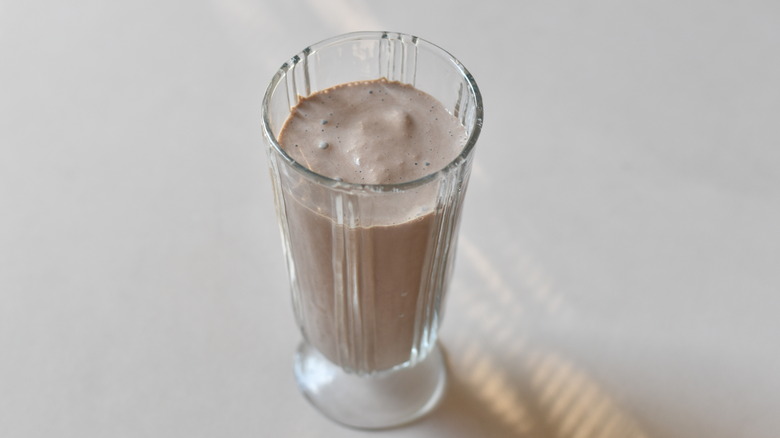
[293,341,448,429]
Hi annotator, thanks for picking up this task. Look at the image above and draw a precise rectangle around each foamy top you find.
[278,79,467,185]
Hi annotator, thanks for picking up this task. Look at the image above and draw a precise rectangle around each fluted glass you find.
[262,31,482,428]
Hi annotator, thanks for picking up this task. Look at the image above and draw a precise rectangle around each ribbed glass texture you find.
[263,32,483,376]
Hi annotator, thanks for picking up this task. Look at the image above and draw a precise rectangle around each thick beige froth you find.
[279,79,467,184]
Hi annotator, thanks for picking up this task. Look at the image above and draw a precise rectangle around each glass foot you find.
[293,341,448,429]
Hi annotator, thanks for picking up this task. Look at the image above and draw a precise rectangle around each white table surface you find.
[2,1,779,437]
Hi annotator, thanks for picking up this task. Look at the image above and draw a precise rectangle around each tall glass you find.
[261,31,483,429]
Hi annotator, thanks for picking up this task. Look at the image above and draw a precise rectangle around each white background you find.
[1,1,779,437]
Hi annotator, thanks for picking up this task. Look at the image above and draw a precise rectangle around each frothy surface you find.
[279,79,467,184]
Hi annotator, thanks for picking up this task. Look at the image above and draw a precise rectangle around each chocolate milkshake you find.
[277,79,468,373]
[263,31,483,428]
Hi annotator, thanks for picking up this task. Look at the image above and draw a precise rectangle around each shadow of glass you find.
[420,366,533,438]
[416,344,650,438]
[415,236,651,438]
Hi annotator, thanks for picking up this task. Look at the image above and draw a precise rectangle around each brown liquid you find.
[285,198,436,371]
[278,79,466,372]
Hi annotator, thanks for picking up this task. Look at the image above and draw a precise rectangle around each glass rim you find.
[261,31,484,193]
